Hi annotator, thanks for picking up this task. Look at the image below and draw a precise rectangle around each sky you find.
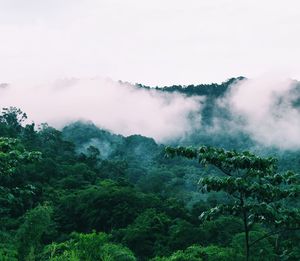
[1,0,300,86]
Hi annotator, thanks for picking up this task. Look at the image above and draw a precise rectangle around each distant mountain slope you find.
[61,77,300,171]
[135,76,246,97]
[62,121,163,164]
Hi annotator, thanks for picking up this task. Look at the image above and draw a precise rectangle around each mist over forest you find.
[2,76,300,147]
[2,0,300,259]
[0,76,299,260]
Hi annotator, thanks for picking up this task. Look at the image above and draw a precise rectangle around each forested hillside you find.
[0,78,299,260]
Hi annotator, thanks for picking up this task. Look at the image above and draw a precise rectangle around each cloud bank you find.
[1,75,300,150]
[0,78,202,142]
[223,76,300,150]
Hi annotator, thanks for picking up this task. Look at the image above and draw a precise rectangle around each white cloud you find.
[0,78,202,142]
[224,76,300,149]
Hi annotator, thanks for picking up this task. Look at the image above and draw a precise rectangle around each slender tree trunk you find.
[241,197,250,261]
[243,214,250,261]
[275,235,279,261]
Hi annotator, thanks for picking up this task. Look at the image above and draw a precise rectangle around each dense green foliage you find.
[0,105,299,261]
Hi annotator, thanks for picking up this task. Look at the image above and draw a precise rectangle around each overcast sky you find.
[1,0,300,86]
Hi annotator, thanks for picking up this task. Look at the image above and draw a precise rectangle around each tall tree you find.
[16,205,53,261]
[0,107,27,137]
[166,146,300,260]
[0,137,41,180]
